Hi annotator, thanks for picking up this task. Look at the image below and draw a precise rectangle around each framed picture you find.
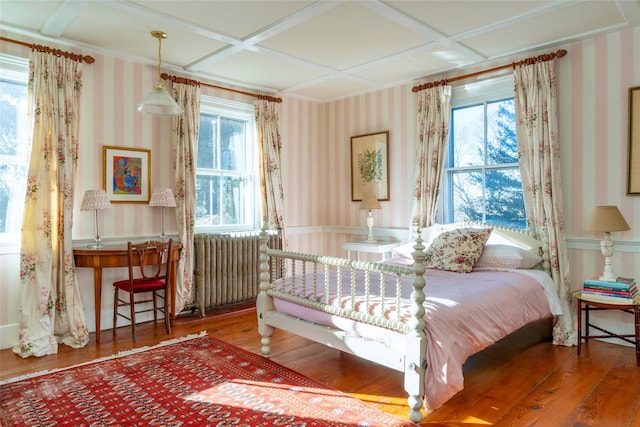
[628,86,640,195]
[103,145,151,203]
[350,131,389,202]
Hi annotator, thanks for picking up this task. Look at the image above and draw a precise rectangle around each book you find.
[580,290,639,305]
[583,279,635,292]
[581,289,633,299]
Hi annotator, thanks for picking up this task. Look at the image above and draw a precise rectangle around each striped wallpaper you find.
[1,26,638,342]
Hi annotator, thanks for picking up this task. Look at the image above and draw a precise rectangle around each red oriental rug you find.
[0,333,413,426]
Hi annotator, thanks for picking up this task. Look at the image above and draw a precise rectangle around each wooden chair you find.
[113,239,174,341]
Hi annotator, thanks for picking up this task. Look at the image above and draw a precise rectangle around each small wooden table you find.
[74,241,181,343]
[572,290,639,367]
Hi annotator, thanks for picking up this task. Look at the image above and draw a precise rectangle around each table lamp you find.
[149,188,177,240]
[360,193,381,243]
[80,189,111,248]
[585,205,630,281]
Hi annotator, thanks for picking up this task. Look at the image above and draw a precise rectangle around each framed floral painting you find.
[103,145,151,203]
[350,131,389,201]
[628,86,640,195]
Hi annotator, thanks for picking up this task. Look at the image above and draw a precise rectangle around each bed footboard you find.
[256,229,428,423]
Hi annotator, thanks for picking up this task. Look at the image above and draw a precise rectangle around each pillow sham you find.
[474,244,542,270]
[424,227,492,273]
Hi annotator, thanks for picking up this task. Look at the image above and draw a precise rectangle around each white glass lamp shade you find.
[136,85,183,116]
[149,188,177,207]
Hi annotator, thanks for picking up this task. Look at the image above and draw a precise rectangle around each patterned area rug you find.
[0,333,413,426]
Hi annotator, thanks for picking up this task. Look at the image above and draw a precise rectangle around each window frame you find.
[0,54,30,253]
[440,75,525,228]
[195,95,260,233]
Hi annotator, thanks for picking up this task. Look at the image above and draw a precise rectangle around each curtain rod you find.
[161,72,283,103]
[0,36,95,64]
[412,49,567,92]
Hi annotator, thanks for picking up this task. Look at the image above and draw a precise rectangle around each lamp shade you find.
[149,188,177,207]
[80,189,111,211]
[136,85,183,116]
[136,31,183,116]
[585,205,630,232]
[360,193,381,211]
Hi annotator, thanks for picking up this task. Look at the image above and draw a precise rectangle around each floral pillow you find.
[424,227,492,273]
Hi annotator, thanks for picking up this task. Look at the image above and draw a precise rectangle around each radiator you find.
[193,230,281,315]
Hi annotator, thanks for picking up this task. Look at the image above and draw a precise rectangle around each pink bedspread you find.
[270,267,555,410]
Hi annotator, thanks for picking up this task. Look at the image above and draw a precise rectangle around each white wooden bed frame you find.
[256,223,551,423]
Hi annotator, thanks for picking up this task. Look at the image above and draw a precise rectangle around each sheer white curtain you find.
[171,80,201,312]
[14,50,89,357]
[411,84,452,231]
[255,97,286,246]
[514,60,576,346]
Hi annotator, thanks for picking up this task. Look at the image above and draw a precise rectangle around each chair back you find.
[126,239,174,287]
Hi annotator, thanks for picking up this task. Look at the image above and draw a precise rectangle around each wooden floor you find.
[2,307,639,427]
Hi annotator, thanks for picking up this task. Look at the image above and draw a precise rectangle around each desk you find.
[73,242,181,343]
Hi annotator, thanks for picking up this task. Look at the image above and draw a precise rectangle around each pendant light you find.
[136,31,183,116]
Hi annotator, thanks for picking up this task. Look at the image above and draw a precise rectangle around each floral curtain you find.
[255,97,286,247]
[171,81,200,313]
[513,60,576,346]
[14,50,89,358]
[411,84,452,231]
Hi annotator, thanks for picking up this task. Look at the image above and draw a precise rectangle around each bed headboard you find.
[420,222,550,273]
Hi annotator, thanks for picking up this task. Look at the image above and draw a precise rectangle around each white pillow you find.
[424,227,492,273]
[474,244,542,269]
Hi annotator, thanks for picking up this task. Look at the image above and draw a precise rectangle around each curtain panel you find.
[171,82,201,313]
[411,85,452,231]
[513,60,576,347]
[14,51,89,357]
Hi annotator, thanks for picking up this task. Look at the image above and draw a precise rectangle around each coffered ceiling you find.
[1,1,639,102]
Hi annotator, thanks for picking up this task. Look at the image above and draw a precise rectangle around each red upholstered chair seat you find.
[113,239,174,341]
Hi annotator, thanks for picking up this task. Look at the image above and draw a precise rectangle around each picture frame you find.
[628,86,640,195]
[350,131,389,202]
[103,145,151,203]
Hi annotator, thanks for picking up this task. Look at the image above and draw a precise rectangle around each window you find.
[442,77,526,229]
[195,96,259,231]
[0,54,29,249]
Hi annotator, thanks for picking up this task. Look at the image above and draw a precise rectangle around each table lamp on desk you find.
[80,189,111,249]
[149,188,176,241]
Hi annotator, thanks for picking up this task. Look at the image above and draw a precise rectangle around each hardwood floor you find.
[2,307,639,426]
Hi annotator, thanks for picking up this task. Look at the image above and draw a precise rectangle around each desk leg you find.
[93,267,103,344]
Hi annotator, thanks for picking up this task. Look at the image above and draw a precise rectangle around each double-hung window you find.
[441,76,526,229]
[0,54,29,250]
[195,96,259,232]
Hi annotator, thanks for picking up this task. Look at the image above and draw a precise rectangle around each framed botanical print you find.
[350,131,389,202]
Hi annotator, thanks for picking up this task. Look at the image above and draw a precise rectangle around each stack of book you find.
[581,277,638,304]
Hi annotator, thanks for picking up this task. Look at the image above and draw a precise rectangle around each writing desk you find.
[73,242,181,343]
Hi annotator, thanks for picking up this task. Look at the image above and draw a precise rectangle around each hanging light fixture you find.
[136,31,183,116]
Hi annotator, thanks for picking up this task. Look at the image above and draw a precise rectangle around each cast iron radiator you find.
[193,230,281,315]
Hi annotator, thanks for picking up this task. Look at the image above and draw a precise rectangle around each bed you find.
[256,223,563,423]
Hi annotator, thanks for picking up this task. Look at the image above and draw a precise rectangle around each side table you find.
[342,238,401,261]
[572,290,639,367]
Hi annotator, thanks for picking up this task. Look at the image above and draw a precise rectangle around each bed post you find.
[257,228,275,357]
[404,224,427,423]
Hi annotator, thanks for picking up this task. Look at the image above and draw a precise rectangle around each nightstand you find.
[572,290,639,367]
[342,238,401,261]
